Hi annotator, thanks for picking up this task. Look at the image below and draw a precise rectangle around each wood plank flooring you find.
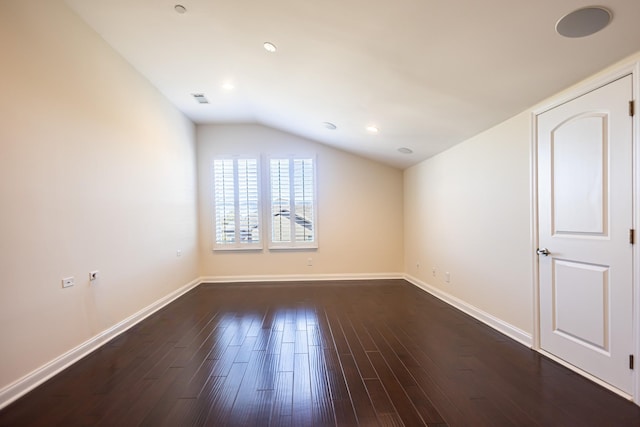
[1,279,639,426]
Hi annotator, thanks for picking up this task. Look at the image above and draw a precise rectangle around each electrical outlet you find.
[62,277,74,288]
[445,272,451,283]
[176,249,182,257]
[89,271,99,281]
[307,257,313,266]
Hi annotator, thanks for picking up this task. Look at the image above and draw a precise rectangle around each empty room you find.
[2,1,640,426]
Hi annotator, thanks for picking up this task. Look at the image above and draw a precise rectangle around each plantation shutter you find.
[269,157,316,247]
[213,158,261,249]
[293,159,314,242]
[270,159,291,243]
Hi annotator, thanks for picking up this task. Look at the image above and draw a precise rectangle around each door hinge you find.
[630,100,635,117]
[630,229,635,245]
[630,355,634,370]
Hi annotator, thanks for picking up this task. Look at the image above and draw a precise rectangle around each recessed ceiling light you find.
[174,4,187,14]
[263,42,277,53]
[556,7,612,38]
[366,125,379,133]
[322,122,337,130]
[221,82,235,91]
[398,147,413,154]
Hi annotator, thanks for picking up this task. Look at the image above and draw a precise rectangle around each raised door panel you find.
[553,260,609,352]
[552,114,607,236]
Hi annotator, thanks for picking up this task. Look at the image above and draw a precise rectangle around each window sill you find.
[268,245,318,251]
[213,246,263,252]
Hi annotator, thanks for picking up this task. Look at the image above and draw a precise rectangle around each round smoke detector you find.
[556,7,612,38]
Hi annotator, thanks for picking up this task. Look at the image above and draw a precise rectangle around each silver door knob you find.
[536,248,550,256]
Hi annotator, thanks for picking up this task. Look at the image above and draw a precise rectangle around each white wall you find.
[0,1,198,392]
[197,124,404,278]
[404,113,533,333]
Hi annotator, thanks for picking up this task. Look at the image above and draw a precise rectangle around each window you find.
[269,157,317,248]
[213,158,261,250]
[211,155,317,251]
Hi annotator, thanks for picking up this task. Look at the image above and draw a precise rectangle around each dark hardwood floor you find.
[1,279,639,426]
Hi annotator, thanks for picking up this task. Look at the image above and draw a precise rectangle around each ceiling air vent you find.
[192,93,209,104]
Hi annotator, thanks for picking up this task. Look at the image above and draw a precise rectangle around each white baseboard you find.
[404,274,533,348]
[200,272,404,283]
[0,277,201,410]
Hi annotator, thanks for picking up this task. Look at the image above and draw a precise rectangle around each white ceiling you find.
[65,0,640,169]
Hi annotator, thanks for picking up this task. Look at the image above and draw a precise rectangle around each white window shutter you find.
[213,158,261,250]
[214,159,235,245]
[270,159,291,243]
[237,159,260,243]
[269,157,316,248]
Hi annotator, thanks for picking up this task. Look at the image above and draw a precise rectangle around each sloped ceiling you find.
[65,0,640,168]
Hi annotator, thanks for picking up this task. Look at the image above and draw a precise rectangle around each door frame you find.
[530,60,640,404]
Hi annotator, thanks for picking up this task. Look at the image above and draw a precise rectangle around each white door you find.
[537,75,634,394]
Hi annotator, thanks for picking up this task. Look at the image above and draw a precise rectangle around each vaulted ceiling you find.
[65,0,640,168]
